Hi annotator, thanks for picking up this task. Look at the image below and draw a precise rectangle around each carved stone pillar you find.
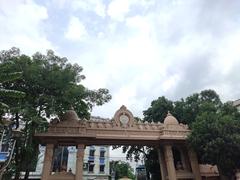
[179,149,186,170]
[42,144,54,180]
[75,144,85,180]
[188,149,201,180]
[164,145,177,180]
[157,147,167,180]
[179,148,191,171]
[236,171,240,180]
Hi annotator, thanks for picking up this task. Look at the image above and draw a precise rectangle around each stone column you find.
[188,149,201,180]
[236,171,240,180]
[41,144,54,180]
[157,147,167,180]
[75,144,85,180]
[179,149,186,170]
[179,148,191,171]
[164,145,177,180]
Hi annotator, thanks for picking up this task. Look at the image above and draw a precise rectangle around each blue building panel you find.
[88,156,94,161]
[99,157,105,164]
[0,152,9,162]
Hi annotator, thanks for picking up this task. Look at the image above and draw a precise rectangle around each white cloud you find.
[50,0,106,17]
[214,30,240,75]
[2,0,240,119]
[1,0,239,167]
[0,0,54,54]
[83,1,240,118]
[65,16,88,41]
[107,0,154,21]
[107,0,132,21]
[72,0,106,17]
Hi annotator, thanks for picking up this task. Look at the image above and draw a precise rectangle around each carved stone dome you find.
[164,112,179,125]
[61,109,79,121]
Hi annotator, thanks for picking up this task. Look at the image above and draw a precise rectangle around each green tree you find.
[114,146,159,180]
[113,161,135,179]
[173,90,221,125]
[188,103,240,179]
[143,96,173,123]
[123,89,238,180]
[0,60,26,180]
[0,47,111,179]
[0,61,25,119]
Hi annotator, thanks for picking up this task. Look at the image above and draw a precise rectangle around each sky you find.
[1,0,240,119]
[1,0,240,166]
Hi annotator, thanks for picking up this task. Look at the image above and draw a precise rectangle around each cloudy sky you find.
[1,0,240,167]
[1,0,240,119]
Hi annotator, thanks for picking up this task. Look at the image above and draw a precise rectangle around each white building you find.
[28,145,110,180]
[233,99,240,112]
[24,116,111,179]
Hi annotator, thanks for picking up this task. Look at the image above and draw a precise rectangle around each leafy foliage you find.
[143,96,173,123]
[0,62,25,119]
[122,89,240,178]
[0,47,111,179]
[112,161,135,180]
[188,103,240,178]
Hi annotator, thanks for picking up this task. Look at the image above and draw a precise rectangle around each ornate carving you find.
[60,109,79,122]
[113,105,135,127]
[164,145,174,161]
[36,106,191,146]
[50,117,60,125]
[45,144,54,162]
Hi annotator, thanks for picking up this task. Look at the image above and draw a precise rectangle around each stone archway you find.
[35,106,201,180]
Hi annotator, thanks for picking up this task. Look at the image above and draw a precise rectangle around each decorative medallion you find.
[113,105,135,127]
[119,114,129,125]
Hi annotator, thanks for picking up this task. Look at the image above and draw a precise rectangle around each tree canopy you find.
[111,161,135,180]
[0,61,25,120]
[122,89,240,179]
[0,47,111,179]
[188,103,240,178]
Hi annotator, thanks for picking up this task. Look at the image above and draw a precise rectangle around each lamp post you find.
[0,118,23,180]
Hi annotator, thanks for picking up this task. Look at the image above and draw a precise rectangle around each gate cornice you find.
[35,106,190,145]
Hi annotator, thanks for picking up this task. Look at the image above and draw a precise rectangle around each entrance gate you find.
[35,106,201,180]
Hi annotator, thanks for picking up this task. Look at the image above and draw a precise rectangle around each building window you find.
[99,165,105,173]
[52,146,69,172]
[89,149,95,157]
[88,148,95,161]
[88,162,95,173]
[100,150,105,157]
[83,163,88,171]
[100,149,105,165]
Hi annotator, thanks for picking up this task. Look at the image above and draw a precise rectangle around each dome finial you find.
[164,111,179,125]
[61,108,79,122]
[167,111,171,116]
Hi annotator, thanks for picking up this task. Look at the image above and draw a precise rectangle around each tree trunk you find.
[219,174,230,180]
[218,166,230,180]
[23,169,29,180]
[14,171,20,180]
[15,112,19,129]
[14,143,20,180]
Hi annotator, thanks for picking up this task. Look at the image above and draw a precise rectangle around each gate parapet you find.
[37,105,190,145]
[35,105,201,180]
[162,112,190,139]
